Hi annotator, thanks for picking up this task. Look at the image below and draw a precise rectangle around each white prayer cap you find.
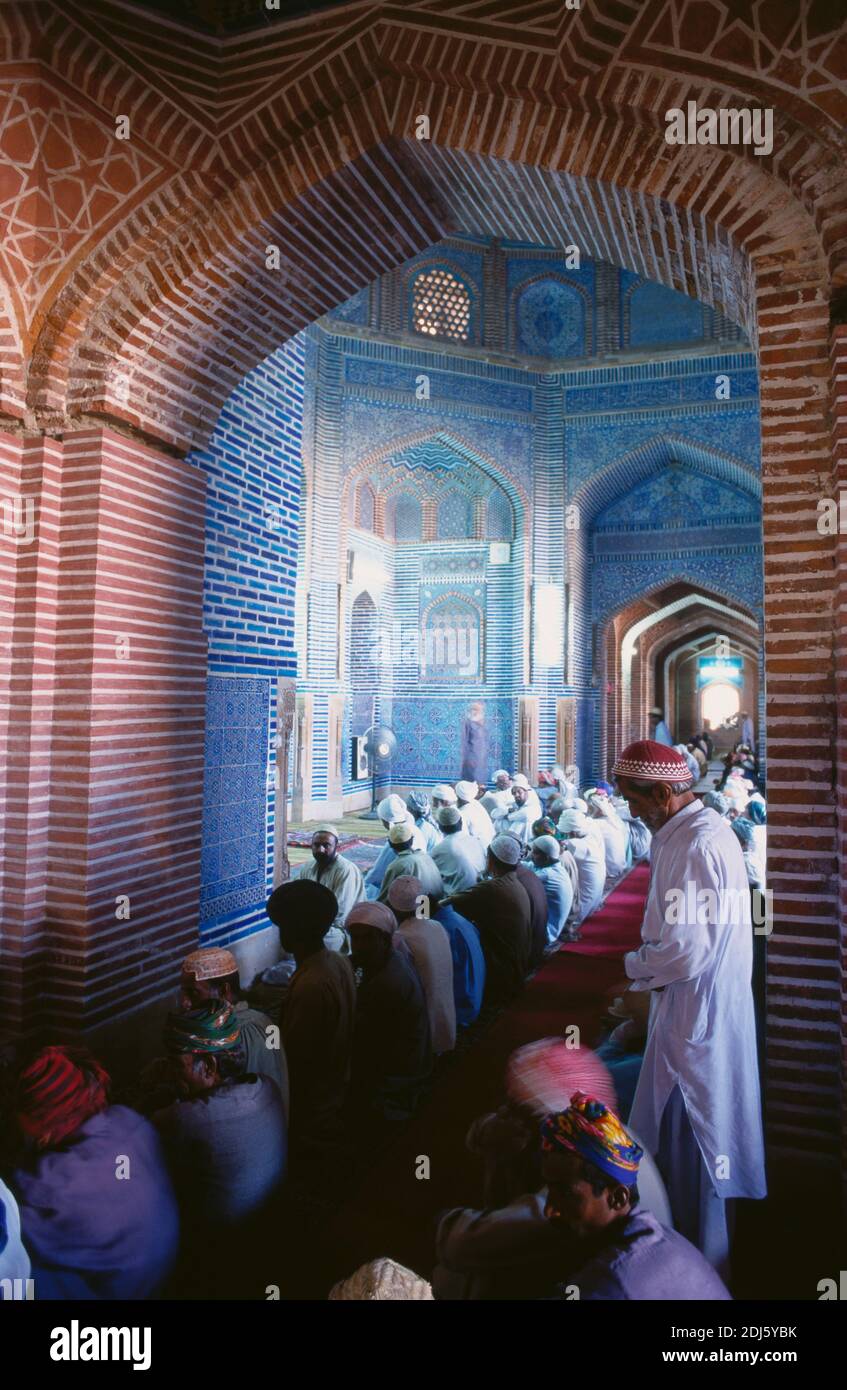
[329,1258,434,1301]
[312,823,339,839]
[532,835,561,862]
[388,818,415,846]
[558,809,588,835]
[436,804,462,828]
[431,783,457,803]
[512,773,530,789]
[378,794,406,822]
[493,769,511,783]
[573,797,587,813]
[489,833,522,866]
[455,780,477,802]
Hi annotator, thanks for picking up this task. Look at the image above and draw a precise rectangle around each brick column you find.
[829,306,847,1199]
[0,426,207,1045]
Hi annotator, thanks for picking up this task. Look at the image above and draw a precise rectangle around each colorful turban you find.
[164,1000,242,1055]
[181,947,238,982]
[731,815,755,848]
[386,874,423,915]
[612,740,694,786]
[16,1045,111,1148]
[266,878,339,932]
[596,780,615,796]
[746,799,767,825]
[345,901,397,935]
[377,795,407,822]
[507,1041,617,1117]
[540,1092,643,1186]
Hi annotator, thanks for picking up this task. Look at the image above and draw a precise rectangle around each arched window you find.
[412,266,471,342]
[486,488,513,540]
[356,481,375,531]
[350,591,378,734]
[389,492,422,541]
[700,682,740,731]
[437,489,473,540]
[422,596,482,680]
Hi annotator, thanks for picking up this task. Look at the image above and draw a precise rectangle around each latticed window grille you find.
[412,267,471,341]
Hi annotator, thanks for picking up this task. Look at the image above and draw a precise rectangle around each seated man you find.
[455,780,494,849]
[585,790,630,886]
[180,946,289,1116]
[557,809,605,925]
[346,901,432,1130]
[431,804,486,895]
[448,834,533,1009]
[12,1046,179,1299]
[296,824,365,950]
[529,834,575,947]
[266,879,356,1168]
[406,790,442,852]
[154,1002,286,1233]
[491,780,536,846]
[480,769,513,817]
[364,795,426,899]
[377,818,444,906]
[540,1095,731,1300]
[434,899,487,1029]
[387,875,456,1056]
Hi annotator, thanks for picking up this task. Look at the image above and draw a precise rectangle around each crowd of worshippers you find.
[0,737,767,1302]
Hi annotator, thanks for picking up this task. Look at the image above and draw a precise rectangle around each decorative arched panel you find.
[356,480,375,531]
[437,488,473,539]
[421,593,483,681]
[387,491,422,541]
[487,487,513,540]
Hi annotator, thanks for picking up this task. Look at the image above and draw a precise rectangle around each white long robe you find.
[459,798,494,850]
[491,801,535,847]
[431,831,486,895]
[625,800,766,1202]
[566,836,606,924]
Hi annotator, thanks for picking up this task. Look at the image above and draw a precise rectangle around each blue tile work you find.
[392,696,515,783]
[190,336,305,948]
[626,277,705,346]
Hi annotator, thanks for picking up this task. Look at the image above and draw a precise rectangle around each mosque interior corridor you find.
[0,0,845,1325]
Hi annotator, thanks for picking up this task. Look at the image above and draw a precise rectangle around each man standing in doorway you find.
[611,739,765,1277]
[648,707,674,747]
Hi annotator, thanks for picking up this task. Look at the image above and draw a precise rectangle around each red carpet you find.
[297,863,650,1296]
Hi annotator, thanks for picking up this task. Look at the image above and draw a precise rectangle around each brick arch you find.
[26,86,833,451]
[638,611,761,754]
[0,275,25,419]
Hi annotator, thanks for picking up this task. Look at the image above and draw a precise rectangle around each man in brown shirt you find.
[448,835,533,1009]
[266,879,356,1167]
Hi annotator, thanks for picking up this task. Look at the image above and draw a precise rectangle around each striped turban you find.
[540,1091,643,1186]
[16,1045,110,1149]
[164,1000,242,1056]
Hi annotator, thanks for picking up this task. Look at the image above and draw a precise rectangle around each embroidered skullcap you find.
[455,780,477,802]
[345,901,397,935]
[431,783,457,804]
[489,833,522,866]
[378,794,407,822]
[532,834,562,862]
[612,740,694,786]
[312,823,339,840]
[436,804,462,828]
[507,1040,616,1117]
[701,790,730,816]
[16,1046,110,1148]
[164,1000,241,1056]
[558,809,589,835]
[386,874,423,914]
[266,878,339,932]
[406,790,430,818]
[328,1258,434,1301]
[181,947,238,982]
[388,818,415,846]
[540,1092,643,1186]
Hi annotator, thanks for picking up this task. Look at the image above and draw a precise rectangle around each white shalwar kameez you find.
[459,797,495,850]
[491,801,535,847]
[624,800,766,1275]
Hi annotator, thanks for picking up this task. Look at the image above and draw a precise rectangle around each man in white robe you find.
[557,809,605,926]
[612,739,766,1277]
[455,780,494,850]
[511,773,542,822]
[480,769,513,817]
[431,805,486,895]
[364,796,426,900]
[648,707,674,747]
[491,783,535,847]
[298,825,366,952]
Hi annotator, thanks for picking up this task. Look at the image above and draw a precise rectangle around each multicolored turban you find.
[746,799,767,826]
[164,1000,242,1055]
[406,790,431,820]
[540,1091,643,1186]
[16,1045,111,1148]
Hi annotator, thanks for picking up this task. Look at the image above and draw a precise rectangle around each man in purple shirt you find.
[541,1093,731,1300]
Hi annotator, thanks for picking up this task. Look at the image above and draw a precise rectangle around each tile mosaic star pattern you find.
[200,676,270,925]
